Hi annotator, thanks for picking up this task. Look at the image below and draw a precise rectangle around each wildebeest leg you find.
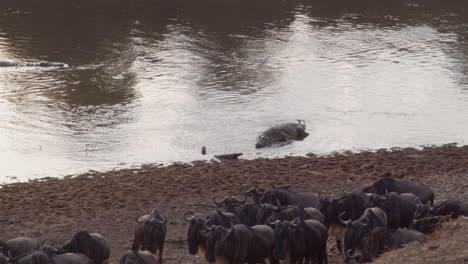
[131,240,140,251]
[336,239,343,254]
[158,243,164,264]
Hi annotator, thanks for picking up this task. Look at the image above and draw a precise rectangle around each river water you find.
[0,0,467,182]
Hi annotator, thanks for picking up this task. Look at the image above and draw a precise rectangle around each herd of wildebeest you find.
[1,177,468,264]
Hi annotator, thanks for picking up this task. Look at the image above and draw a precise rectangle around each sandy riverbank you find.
[0,144,467,263]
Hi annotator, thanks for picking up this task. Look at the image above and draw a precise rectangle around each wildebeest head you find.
[411,204,434,233]
[364,194,386,208]
[240,185,266,204]
[184,213,209,255]
[60,231,99,257]
[362,177,395,194]
[201,224,234,263]
[0,251,27,264]
[257,203,279,225]
[271,218,303,261]
[213,195,246,208]
[42,246,59,256]
[258,189,289,207]
[139,215,167,253]
[317,196,335,225]
[341,213,369,257]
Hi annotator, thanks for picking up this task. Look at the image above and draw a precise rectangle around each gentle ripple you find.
[0,0,467,182]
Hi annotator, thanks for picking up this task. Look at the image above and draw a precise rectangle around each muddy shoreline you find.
[0,144,467,263]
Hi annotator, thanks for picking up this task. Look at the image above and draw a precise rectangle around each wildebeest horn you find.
[339,212,352,226]
[358,220,368,227]
[232,193,247,204]
[346,249,360,260]
[267,216,281,226]
[240,185,248,195]
[183,212,195,222]
[218,223,234,233]
[212,195,228,207]
[200,225,216,237]
[261,203,278,211]
[135,215,144,223]
[291,217,301,227]
[195,217,207,225]
[150,217,167,224]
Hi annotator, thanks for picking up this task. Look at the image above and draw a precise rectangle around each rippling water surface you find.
[0,0,467,182]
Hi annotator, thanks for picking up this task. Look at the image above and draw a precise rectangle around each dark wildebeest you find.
[0,237,40,258]
[119,250,158,264]
[132,209,167,264]
[411,200,468,234]
[258,203,324,225]
[213,195,247,217]
[346,227,426,263]
[57,231,110,264]
[201,223,279,264]
[317,190,368,253]
[364,192,418,229]
[238,204,262,226]
[258,187,319,208]
[184,210,239,258]
[0,249,92,264]
[340,208,387,263]
[213,195,260,226]
[271,218,328,264]
[240,185,267,204]
[363,177,434,205]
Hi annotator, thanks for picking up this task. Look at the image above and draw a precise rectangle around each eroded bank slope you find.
[0,144,467,263]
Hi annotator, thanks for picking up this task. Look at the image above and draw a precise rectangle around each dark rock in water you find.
[255,120,309,148]
[214,153,243,160]
[201,146,207,155]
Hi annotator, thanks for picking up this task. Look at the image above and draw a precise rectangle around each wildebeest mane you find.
[143,222,165,253]
[239,204,260,226]
[342,192,366,220]
[222,226,250,261]
[210,210,233,225]
[385,193,417,228]
[382,194,401,228]
[287,223,307,259]
[363,227,404,262]
[64,231,99,261]
[372,177,395,194]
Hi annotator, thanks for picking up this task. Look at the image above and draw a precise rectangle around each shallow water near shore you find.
[0,0,467,182]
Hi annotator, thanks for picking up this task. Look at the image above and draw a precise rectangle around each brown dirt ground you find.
[0,144,467,264]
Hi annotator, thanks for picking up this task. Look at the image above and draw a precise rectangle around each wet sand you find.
[0,144,467,263]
